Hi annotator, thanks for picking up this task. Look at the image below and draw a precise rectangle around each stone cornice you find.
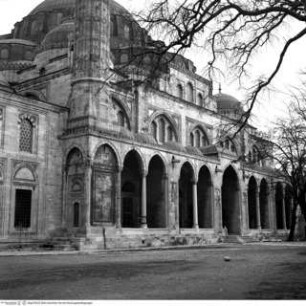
[0,91,68,113]
[60,127,220,165]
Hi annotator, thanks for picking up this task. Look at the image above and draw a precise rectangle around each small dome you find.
[215,93,241,110]
[41,19,74,51]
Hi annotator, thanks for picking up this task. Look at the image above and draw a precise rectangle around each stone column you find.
[116,167,122,229]
[84,161,92,235]
[141,172,147,228]
[62,169,68,228]
[269,183,277,232]
[192,181,199,230]
[282,185,287,230]
[163,174,169,228]
[256,185,261,231]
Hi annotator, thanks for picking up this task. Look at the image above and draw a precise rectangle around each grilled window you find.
[19,118,33,153]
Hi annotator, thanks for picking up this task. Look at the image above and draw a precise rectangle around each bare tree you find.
[137,0,306,128]
[260,98,306,241]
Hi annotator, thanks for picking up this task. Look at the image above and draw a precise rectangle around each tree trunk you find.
[288,202,298,241]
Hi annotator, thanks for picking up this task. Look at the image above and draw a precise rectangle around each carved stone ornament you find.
[18,113,37,127]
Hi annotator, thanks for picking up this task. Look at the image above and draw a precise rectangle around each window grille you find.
[19,118,33,153]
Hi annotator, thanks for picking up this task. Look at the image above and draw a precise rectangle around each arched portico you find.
[92,144,118,225]
[147,155,167,228]
[222,166,241,234]
[248,176,258,229]
[259,179,270,229]
[121,150,143,228]
[275,182,284,229]
[285,185,293,229]
[179,162,194,228]
[197,165,213,228]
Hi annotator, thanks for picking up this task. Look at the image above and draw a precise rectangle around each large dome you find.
[29,0,131,18]
[10,0,144,46]
[29,0,75,15]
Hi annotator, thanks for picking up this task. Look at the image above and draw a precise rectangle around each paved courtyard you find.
[1,243,306,300]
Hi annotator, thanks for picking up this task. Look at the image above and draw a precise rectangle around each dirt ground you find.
[1,243,306,300]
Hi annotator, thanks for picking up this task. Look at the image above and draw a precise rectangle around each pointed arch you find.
[179,162,195,228]
[150,113,178,144]
[190,125,210,148]
[186,82,194,103]
[198,165,213,228]
[147,155,167,228]
[121,150,144,228]
[260,178,270,229]
[248,176,258,229]
[111,96,131,130]
[177,83,183,99]
[222,166,241,234]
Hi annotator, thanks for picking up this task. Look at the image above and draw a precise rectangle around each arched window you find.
[220,137,237,154]
[177,84,183,99]
[187,82,194,103]
[190,133,194,146]
[151,115,177,144]
[117,110,125,127]
[197,93,203,106]
[167,126,173,142]
[190,127,209,148]
[195,130,201,147]
[19,118,33,153]
[152,121,157,141]
[112,98,130,130]
[159,118,166,143]
[202,135,209,147]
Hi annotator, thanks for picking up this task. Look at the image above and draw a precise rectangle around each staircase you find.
[222,235,243,244]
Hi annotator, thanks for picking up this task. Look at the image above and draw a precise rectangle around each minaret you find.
[68,0,110,129]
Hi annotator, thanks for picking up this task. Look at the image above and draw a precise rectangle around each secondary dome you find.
[215,93,241,110]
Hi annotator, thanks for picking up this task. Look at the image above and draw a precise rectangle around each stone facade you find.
[0,0,301,248]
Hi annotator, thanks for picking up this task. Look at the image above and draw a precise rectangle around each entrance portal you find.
[222,166,240,234]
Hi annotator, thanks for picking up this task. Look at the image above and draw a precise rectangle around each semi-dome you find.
[215,93,241,110]
[41,19,74,51]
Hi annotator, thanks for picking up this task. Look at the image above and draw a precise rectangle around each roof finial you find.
[219,83,222,94]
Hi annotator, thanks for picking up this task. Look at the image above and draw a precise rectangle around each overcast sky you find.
[0,0,305,130]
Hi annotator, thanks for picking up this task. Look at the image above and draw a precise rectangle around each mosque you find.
[0,0,297,249]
